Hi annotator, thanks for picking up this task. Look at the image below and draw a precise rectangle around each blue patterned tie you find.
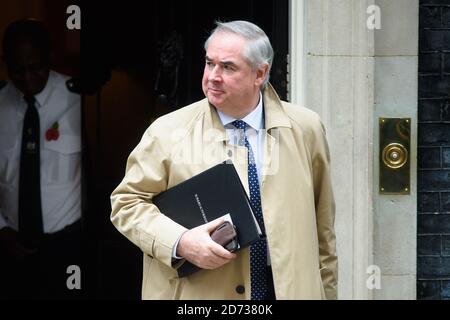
[232,120,268,300]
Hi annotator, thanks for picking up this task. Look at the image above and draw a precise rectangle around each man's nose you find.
[208,66,222,82]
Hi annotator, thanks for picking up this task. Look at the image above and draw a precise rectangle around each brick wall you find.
[418,0,450,300]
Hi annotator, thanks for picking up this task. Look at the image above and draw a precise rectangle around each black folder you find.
[152,161,262,277]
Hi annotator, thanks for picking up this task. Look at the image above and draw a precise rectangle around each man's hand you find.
[0,227,37,260]
[177,217,237,269]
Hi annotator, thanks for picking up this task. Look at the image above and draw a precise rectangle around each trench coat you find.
[110,84,338,300]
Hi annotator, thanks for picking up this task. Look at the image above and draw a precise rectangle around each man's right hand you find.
[0,227,37,260]
[176,217,237,270]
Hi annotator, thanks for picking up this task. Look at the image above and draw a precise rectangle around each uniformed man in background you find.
[0,19,82,299]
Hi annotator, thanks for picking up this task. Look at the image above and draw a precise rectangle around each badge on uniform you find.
[45,121,59,141]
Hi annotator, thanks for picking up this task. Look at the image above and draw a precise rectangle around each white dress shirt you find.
[217,91,265,184]
[0,70,82,233]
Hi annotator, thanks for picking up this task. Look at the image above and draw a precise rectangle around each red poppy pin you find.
[45,121,60,141]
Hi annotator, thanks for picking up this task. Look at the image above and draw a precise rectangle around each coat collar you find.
[203,83,292,142]
[263,83,292,130]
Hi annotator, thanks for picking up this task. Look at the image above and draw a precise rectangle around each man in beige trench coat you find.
[111,20,338,300]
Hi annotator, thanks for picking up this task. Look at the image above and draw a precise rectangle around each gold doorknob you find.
[382,143,408,169]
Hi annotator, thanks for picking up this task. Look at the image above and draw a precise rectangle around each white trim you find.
[288,0,306,106]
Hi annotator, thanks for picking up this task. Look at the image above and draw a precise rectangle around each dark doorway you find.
[82,0,289,299]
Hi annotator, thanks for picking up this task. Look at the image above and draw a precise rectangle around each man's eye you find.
[224,65,234,71]
[206,61,213,66]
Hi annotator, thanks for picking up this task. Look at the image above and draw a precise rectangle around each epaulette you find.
[66,78,76,93]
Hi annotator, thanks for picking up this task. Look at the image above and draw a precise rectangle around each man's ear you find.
[255,63,269,87]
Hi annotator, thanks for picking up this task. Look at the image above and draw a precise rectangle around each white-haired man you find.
[111,20,338,300]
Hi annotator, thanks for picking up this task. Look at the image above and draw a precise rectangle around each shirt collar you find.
[33,71,54,108]
[217,91,264,130]
[12,70,54,109]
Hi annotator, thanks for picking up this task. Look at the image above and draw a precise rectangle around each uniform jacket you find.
[110,84,338,300]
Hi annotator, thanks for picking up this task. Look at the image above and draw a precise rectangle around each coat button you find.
[227,150,233,157]
[235,285,245,294]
